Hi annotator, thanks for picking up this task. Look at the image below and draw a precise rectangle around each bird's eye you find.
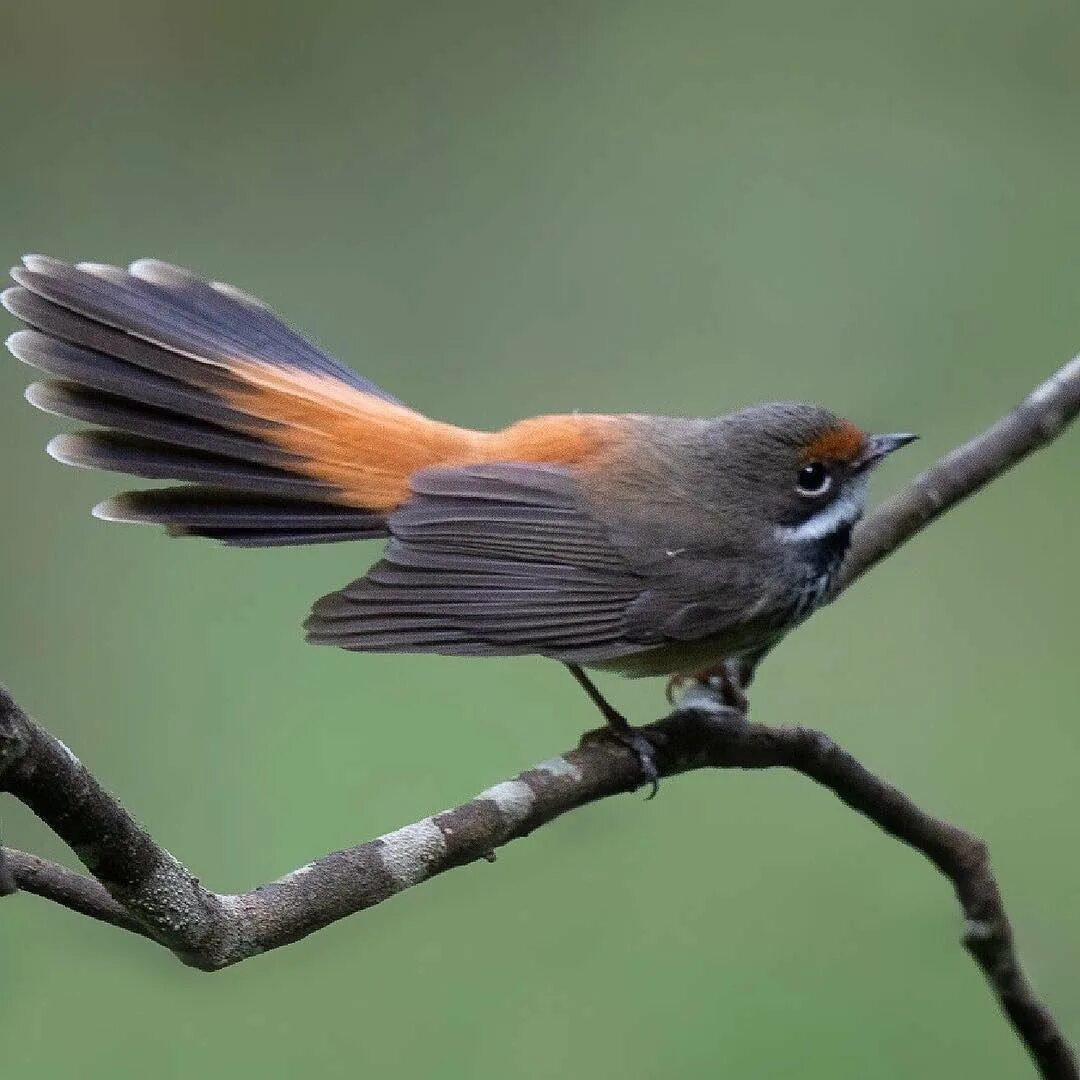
[796,461,831,497]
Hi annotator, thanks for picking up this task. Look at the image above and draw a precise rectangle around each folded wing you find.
[304,463,652,663]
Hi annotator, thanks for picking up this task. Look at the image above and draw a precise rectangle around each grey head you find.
[588,402,916,569]
[572,402,917,674]
[699,402,916,547]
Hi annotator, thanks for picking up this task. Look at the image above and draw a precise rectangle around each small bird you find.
[3,256,914,777]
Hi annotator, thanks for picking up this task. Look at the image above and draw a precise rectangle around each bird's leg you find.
[566,662,627,728]
[566,663,661,797]
[666,658,750,713]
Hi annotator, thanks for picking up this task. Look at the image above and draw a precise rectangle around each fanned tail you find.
[3,256,486,546]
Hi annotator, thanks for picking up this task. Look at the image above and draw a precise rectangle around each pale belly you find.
[589,628,782,679]
[589,571,832,679]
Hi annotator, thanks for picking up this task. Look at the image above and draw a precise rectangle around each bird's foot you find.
[579,722,663,799]
[666,659,750,714]
[566,662,662,796]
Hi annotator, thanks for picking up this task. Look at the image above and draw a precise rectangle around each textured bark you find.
[3,354,1079,1078]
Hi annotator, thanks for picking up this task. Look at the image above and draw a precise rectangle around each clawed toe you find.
[667,660,750,714]
[665,674,687,705]
[615,728,661,799]
[579,723,663,798]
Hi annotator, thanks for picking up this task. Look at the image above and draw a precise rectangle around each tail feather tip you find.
[1,287,23,316]
[45,433,91,468]
[21,254,62,274]
[22,381,50,409]
[92,496,139,523]
[5,328,31,357]
[128,258,191,286]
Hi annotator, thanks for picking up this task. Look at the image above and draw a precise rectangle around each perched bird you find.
[3,256,914,778]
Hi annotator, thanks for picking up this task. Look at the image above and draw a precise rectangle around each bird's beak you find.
[855,432,918,471]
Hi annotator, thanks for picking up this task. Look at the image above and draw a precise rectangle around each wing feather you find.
[304,463,649,662]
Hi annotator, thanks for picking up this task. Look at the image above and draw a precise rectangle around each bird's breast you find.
[787,521,853,621]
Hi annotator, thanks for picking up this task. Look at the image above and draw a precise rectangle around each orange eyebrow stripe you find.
[801,420,867,464]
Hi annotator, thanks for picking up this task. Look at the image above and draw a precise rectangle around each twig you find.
[0,833,17,896]
[834,355,1080,595]
[2,848,139,932]
[2,355,1079,1078]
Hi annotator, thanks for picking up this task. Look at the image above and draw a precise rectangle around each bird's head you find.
[710,403,916,547]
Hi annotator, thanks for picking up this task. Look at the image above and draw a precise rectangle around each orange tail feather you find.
[6,255,622,544]
[228,362,621,510]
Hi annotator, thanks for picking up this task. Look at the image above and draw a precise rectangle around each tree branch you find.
[2,848,141,933]
[834,354,1080,595]
[2,355,1078,1078]
[0,833,17,897]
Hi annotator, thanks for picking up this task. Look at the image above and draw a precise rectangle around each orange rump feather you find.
[222,360,620,510]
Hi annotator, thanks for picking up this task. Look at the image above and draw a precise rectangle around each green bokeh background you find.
[1,3,1078,1077]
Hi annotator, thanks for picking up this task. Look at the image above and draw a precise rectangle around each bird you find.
[2,255,915,783]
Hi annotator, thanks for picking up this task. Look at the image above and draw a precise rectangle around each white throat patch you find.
[776,476,868,544]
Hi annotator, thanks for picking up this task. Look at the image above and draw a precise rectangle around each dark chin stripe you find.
[789,521,855,622]
[810,521,853,579]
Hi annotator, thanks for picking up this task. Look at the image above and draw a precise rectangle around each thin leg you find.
[565,664,660,797]
[566,663,629,729]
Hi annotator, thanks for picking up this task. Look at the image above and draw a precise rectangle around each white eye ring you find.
[796,461,832,497]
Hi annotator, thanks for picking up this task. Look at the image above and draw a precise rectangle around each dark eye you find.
[796,461,832,497]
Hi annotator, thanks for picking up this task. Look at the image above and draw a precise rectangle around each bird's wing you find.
[303,462,658,663]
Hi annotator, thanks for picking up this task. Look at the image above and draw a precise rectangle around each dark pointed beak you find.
[855,432,918,471]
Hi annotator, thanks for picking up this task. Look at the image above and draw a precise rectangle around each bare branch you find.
[834,354,1080,595]
[0,835,17,896]
[2,354,1079,1077]
[2,848,144,935]
[2,691,1076,1077]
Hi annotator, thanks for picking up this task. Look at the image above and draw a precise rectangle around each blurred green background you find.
[1,2,1078,1077]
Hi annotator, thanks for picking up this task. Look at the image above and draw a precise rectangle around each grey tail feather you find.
[4,255,393,546]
